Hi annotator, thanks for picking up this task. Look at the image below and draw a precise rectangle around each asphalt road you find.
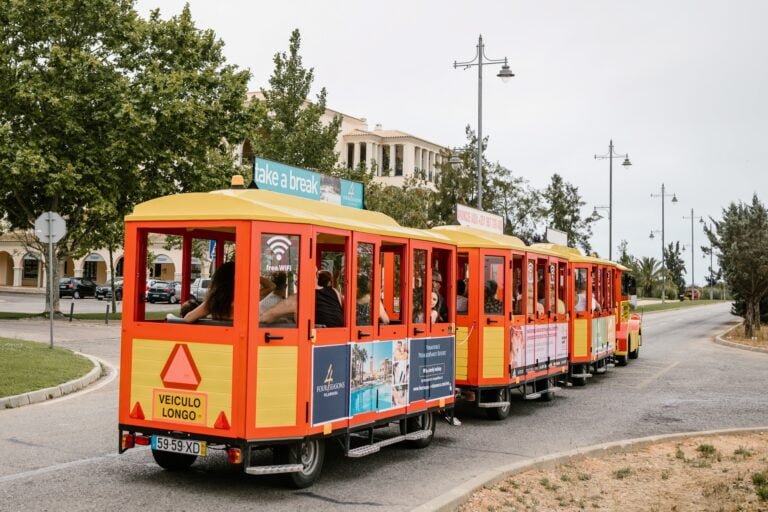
[1,303,764,512]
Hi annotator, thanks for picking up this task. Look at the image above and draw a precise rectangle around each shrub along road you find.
[0,304,765,512]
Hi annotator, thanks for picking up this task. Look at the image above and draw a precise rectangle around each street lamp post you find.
[454,35,514,210]
[650,183,678,303]
[595,140,632,261]
[683,209,704,300]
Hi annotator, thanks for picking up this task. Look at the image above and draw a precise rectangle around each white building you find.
[0,97,449,292]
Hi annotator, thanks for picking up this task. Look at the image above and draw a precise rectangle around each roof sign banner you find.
[455,203,504,234]
[545,227,568,246]
[253,157,364,209]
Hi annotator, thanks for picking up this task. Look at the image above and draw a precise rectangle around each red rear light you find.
[227,448,242,464]
[164,288,170,292]
[121,433,135,450]
[134,435,150,446]
[68,284,73,289]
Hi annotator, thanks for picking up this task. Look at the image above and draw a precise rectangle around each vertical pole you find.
[710,246,714,300]
[47,213,54,349]
[609,140,613,261]
[661,184,666,304]
[477,35,483,210]
[691,208,695,301]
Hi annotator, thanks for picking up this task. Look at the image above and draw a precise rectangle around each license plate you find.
[150,436,206,456]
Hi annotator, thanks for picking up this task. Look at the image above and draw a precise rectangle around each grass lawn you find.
[636,299,728,314]
[0,338,94,398]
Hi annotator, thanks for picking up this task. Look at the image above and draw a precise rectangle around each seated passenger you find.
[456,279,468,314]
[484,280,503,314]
[260,294,297,325]
[260,271,287,313]
[430,291,440,323]
[315,270,343,328]
[356,274,389,325]
[184,261,235,322]
[575,282,602,313]
[431,270,448,322]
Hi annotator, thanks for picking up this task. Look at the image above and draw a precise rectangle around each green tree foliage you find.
[540,174,599,253]
[705,195,768,336]
[0,1,252,312]
[634,256,662,297]
[663,241,686,298]
[247,29,342,173]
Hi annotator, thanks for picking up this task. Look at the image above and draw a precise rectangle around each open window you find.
[483,256,505,316]
[380,242,405,325]
[431,248,452,324]
[314,232,348,330]
[456,252,469,315]
[512,254,524,316]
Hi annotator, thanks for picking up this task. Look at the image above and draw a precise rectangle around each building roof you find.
[342,128,447,151]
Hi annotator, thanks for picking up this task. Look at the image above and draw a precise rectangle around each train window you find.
[380,243,405,324]
[513,255,524,315]
[457,253,469,315]
[526,258,535,314]
[484,256,504,316]
[548,263,557,314]
[557,262,567,314]
[355,243,374,326]
[536,259,546,314]
[259,234,300,327]
[575,268,588,312]
[606,269,613,310]
[315,234,347,329]
[592,267,601,312]
[412,249,427,323]
[432,248,452,323]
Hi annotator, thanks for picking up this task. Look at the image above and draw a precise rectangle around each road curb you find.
[0,352,103,410]
[713,322,768,354]
[411,426,768,512]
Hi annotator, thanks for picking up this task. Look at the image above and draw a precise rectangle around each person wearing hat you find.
[432,269,448,323]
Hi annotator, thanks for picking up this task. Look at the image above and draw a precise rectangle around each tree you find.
[663,241,686,298]
[247,29,342,173]
[487,163,542,243]
[634,256,661,297]
[539,174,600,253]
[0,2,252,313]
[705,195,768,337]
[617,240,636,269]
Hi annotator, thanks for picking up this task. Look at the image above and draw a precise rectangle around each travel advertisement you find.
[311,344,350,425]
[510,325,525,377]
[408,337,455,403]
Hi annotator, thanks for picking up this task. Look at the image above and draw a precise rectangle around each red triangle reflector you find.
[130,402,145,420]
[214,411,230,430]
[160,344,202,390]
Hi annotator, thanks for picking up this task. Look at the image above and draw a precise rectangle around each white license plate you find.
[151,436,206,456]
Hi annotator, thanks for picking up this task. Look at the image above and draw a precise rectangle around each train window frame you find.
[258,232,301,328]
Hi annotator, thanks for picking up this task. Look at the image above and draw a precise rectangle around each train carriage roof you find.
[531,243,630,270]
[432,226,560,258]
[126,189,453,244]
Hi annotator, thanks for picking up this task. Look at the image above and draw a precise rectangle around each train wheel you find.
[629,345,640,359]
[486,388,511,420]
[616,354,628,366]
[539,379,555,402]
[151,449,197,471]
[572,376,587,387]
[401,412,437,448]
[276,438,325,488]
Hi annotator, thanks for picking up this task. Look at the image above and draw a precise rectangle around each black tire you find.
[73,290,81,299]
[97,296,103,301]
[399,411,437,448]
[151,449,197,471]
[486,387,511,420]
[169,295,178,305]
[629,346,640,359]
[148,299,155,304]
[572,376,587,387]
[616,354,628,366]
[274,439,325,488]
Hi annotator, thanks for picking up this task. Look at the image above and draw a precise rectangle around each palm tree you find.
[634,256,662,297]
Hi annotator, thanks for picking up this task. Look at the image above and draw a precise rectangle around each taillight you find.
[227,448,242,464]
[121,433,135,450]
[164,288,170,292]
[135,435,151,446]
[68,284,73,289]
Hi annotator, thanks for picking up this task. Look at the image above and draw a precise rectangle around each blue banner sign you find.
[408,336,455,403]
[311,344,350,425]
[253,157,364,209]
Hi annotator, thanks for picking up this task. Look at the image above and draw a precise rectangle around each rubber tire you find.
[97,296,103,301]
[486,387,511,421]
[616,354,628,366]
[151,449,197,471]
[275,439,325,488]
[400,411,437,448]
[539,390,555,402]
[74,290,81,299]
[629,346,640,359]
[572,376,587,387]
[148,299,155,304]
[169,295,178,305]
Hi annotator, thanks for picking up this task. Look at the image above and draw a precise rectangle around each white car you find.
[191,278,210,302]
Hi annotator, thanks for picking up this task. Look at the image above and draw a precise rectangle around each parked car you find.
[96,280,123,301]
[59,278,97,299]
[146,281,179,304]
[191,277,210,302]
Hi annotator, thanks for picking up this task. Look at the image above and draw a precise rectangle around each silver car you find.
[191,278,210,302]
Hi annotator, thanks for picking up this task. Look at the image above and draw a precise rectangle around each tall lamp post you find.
[650,183,678,303]
[595,140,632,260]
[454,35,514,210]
[682,209,704,300]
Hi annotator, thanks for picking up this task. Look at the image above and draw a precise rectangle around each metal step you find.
[606,362,616,368]
[571,373,593,379]
[595,367,607,374]
[405,429,432,441]
[347,434,407,458]
[547,386,562,393]
[477,401,510,409]
[524,392,541,400]
[245,464,303,475]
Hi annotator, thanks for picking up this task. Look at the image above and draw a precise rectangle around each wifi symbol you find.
[267,236,292,261]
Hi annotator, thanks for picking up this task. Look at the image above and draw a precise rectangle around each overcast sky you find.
[136,0,768,282]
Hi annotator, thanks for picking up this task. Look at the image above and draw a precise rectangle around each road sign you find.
[34,212,66,243]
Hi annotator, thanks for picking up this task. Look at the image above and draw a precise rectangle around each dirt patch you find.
[723,325,768,348]
[459,432,768,512]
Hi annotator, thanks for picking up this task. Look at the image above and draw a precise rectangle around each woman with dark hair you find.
[183,261,235,322]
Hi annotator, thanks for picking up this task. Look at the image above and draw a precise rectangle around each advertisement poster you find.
[408,337,454,402]
[535,324,549,370]
[350,341,394,415]
[524,324,536,371]
[510,326,525,377]
[311,344,349,425]
[555,322,569,365]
